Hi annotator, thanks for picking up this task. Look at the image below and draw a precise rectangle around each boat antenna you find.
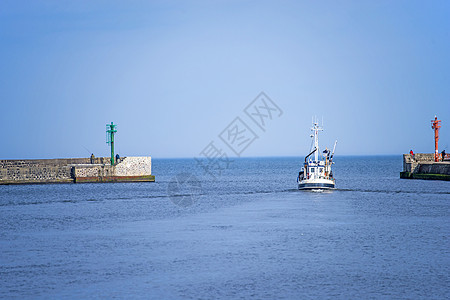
[330,140,338,162]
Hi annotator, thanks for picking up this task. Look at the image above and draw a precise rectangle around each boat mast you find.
[311,118,323,162]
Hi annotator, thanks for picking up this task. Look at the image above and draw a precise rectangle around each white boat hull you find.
[298,178,335,190]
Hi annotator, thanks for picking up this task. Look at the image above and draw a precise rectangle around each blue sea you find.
[0,156,449,299]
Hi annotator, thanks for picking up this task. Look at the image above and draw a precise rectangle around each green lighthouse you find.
[106,122,117,165]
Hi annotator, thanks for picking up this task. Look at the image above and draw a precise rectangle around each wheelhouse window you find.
[310,168,315,172]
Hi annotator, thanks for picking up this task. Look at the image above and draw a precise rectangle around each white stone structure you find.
[114,157,152,176]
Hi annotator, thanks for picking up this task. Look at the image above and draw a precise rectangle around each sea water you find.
[0,156,449,299]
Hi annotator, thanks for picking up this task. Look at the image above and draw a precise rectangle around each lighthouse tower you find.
[431,116,441,162]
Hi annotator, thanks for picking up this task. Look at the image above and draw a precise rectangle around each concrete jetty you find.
[0,156,155,185]
[400,153,450,181]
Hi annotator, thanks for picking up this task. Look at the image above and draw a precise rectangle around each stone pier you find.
[400,153,450,181]
[0,157,155,185]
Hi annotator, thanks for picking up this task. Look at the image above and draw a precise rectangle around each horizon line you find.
[0,153,412,160]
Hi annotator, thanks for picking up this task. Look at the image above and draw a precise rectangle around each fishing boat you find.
[297,119,337,190]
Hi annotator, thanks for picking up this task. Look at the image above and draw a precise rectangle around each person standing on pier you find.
[442,149,446,162]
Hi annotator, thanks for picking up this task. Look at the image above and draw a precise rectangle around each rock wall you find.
[73,165,114,179]
[0,156,153,184]
[114,157,152,176]
[402,153,450,175]
[73,157,151,179]
[0,165,73,183]
[403,154,419,173]
[0,157,110,168]
[410,153,435,162]
[417,162,450,175]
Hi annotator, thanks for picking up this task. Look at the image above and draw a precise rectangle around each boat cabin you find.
[298,160,333,181]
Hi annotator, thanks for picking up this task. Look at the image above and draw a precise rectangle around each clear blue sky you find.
[1,0,449,159]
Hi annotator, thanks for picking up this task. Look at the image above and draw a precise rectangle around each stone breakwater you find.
[0,157,155,185]
[400,153,450,181]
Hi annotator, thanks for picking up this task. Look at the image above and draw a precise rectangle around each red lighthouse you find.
[431,116,441,162]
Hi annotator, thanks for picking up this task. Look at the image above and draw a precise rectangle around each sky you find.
[0,0,449,159]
